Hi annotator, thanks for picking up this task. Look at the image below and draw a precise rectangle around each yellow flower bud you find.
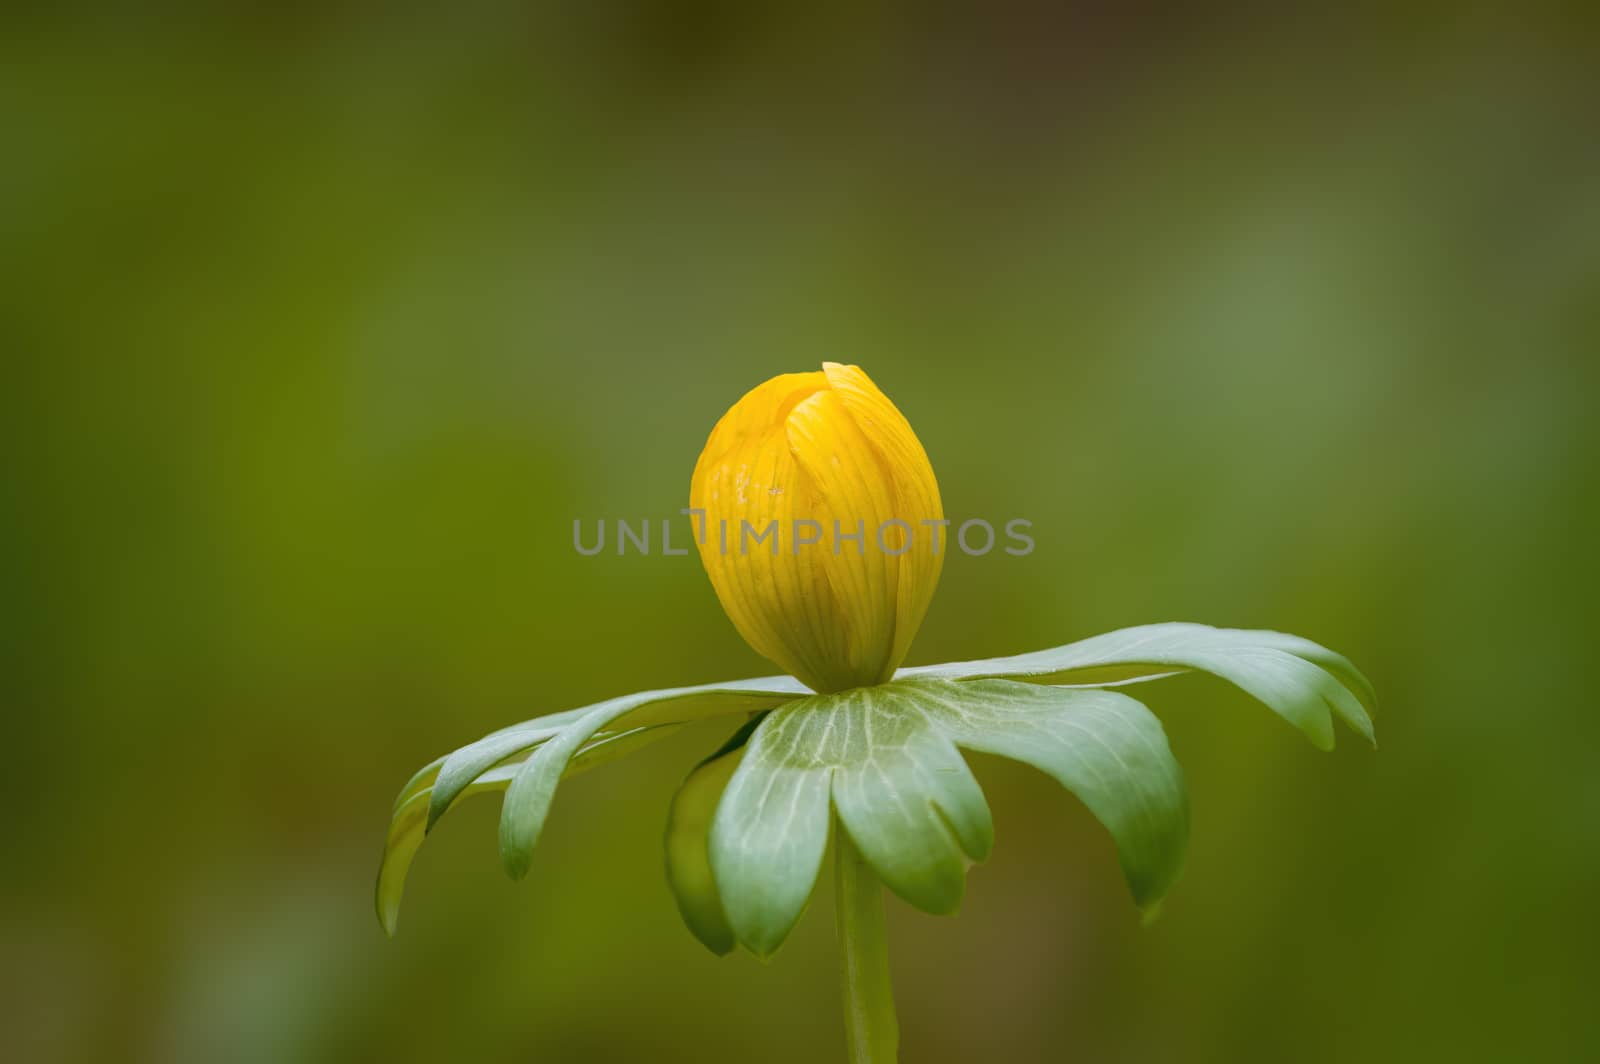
[690,363,944,693]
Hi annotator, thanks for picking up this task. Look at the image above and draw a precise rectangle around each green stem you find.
[835,822,898,1064]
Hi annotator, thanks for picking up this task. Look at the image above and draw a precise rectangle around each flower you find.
[375,365,1377,1064]
[689,363,944,694]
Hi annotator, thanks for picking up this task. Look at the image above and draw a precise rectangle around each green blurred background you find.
[5,5,1597,1062]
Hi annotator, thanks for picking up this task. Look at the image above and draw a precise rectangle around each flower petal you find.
[784,388,903,687]
[690,372,852,691]
[822,363,945,671]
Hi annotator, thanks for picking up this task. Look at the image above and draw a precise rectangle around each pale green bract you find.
[707,679,1185,957]
[376,623,1374,949]
[900,622,1375,750]
[378,675,807,935]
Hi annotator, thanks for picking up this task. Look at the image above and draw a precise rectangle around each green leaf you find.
[429,676,808,832]
[392,753,447,814]
[901,622,1375,750]
[709,678,1186,957]
[377,759,521,938]
[707,705,837,959]
[377,722,710,935]
[425,707,593,830]
[380,675,806,934]
[497,679,808,880]
[912,678,1188,913]
[663,717,765,956]
[381,624,1371,948]
[828,687,993,915]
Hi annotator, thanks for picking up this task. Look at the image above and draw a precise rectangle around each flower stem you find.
[835,822,898,1064]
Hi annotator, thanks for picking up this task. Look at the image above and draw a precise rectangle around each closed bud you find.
[690,363,943,692]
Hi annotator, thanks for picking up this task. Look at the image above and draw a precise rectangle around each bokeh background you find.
[5,5,1597,1062]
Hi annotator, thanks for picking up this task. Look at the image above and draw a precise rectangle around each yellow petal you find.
[785,388,902,686]
[690,365,944,692]
[691,373,849,689]
[820,363,945,672]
